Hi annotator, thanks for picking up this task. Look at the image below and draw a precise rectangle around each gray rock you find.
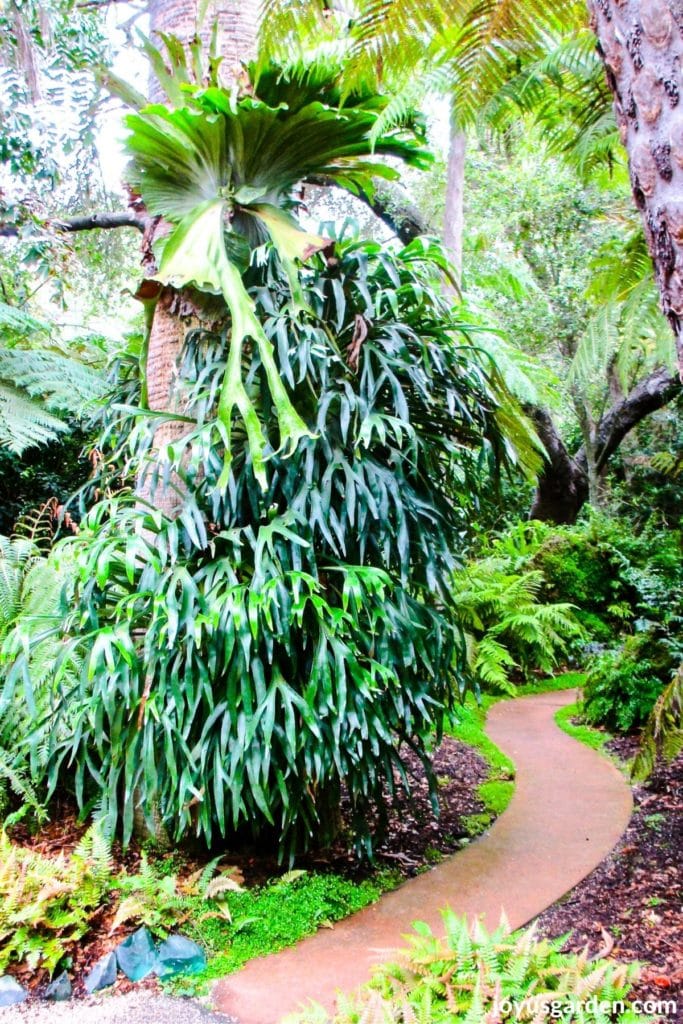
[44,971,72,1001]
[0,975,28,1007]
[116,928,157,982]
[155,935,206,978]
[84,952,118,994]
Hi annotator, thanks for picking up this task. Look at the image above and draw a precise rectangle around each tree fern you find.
[453,561,583,692]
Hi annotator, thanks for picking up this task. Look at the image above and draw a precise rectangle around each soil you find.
[5,736,491,1000]
[8,730,682,1020]
[535,737,683,1023]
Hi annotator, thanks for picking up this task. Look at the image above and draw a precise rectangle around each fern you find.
[453,561,583,692]
[633,666,683,780]
[288,913,643,1024]
[0,826,114,974]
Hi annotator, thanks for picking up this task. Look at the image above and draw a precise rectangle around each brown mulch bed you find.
[535,738,683,1023]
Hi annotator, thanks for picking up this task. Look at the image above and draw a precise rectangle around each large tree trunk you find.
[530,366,681,523]
[588,0,683,378]
[138,0,259,512]
[443,123,466,282]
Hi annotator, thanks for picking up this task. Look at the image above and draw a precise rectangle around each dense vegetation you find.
[0,0,681,1002]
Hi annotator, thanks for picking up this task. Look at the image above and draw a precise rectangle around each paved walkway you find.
[214,689,633,1024]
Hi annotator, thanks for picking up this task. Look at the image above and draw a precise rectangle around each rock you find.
[0,975,28,1007]
[116,927,157,982]
[84,952,118,994]
[44,971,72,1001]
[155,935,206,978]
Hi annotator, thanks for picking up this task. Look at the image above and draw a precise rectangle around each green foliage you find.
[0,826,112,974]
[633,666,683,780]
[453,559,583,694]
[286,911,644,1024]
[582,632,680,734]
[0,299,107,454]
[0,518,78,825]
[110,853,189,938]
[19,237,527,861]
[124,52,431,486]
[175,871,391,993]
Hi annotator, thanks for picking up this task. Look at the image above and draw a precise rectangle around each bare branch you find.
[0,210,147,238]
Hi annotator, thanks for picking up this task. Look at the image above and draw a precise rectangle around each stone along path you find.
[214,689,634,1024]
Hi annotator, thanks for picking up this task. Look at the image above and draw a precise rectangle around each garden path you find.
[214,688,633,1024]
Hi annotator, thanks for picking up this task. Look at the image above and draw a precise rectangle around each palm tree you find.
[139,0,261,513]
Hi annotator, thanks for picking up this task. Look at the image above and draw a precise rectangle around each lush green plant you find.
[0,301,107,454]
[0,826,113,974]
[453,559,583,693]
[0,513,79,825]
[286,911,643,1024]
[175,869,393,993]
[21,233,532,862]
[633,666,683,780]
[582,630,681,734]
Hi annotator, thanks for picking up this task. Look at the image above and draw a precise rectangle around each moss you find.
[477,779,514,816]
[462,812,493,837]
[168,869,401,995]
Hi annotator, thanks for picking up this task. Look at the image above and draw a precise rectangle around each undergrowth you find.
[287,911,645,1024]
[166,871,397,995]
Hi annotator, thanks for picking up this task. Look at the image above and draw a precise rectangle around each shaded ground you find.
[6,736,491,1002]
[536,738,682,1023]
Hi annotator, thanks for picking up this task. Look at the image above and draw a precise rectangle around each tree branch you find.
[529,366,681,523]
[304,176,433,245]
[0,210,146,238]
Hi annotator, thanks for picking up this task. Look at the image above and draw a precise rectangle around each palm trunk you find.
[588,0,683,378]
[443,122,466,283]
[139,0,259,512]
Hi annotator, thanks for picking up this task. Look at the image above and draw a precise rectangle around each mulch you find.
[8,731,683,1021]
[535,737,682,1023]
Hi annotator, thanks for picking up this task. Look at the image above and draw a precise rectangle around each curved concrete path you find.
[214,689,633,1024]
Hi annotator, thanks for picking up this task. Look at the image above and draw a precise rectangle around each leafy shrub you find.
[22,238,530,861]
[287,912,643,1024]
[453,560,583,693]
[582,630,680,733]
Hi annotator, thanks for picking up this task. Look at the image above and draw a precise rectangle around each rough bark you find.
[138,0,260,513]
[588,0,683,378]
[443,126,466,281]
[148,0,258,102]
[530,365,681,522]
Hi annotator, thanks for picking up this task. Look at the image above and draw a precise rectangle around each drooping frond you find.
[0,349,107,416]
[0,302,48,338]
[0,383,66,454]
